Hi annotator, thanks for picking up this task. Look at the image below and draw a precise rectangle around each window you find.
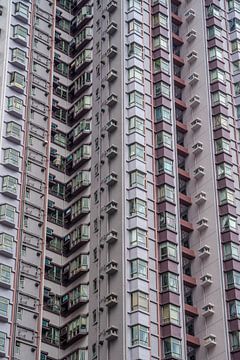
[13,25,28,44]
[131,325,149,347]
[216,162,232,179]
[235,82,240,98]
[210,69,225,83]
[152,13,168,27]
[161,272,179,293]
[233,59,240,74]
[154,82,170,98]
[92,310,97,324]
[0,233,13,255]
[9,72,25,91]
[128,0,142,11]
[130,259,147,279]
[163,337,182,359]
[154,106,171,123]
[219,188,235,205]
[223,242,240,260]
[229,300,240,319]
[153,58,169,74]
[159,212,176,231]
[7,96,23,115]
[12,48,26,66]
[0,332,6,355]
[215,138,230,154]
[129,143,144,160]
[157,184,175,203]
[129,170,145,188]
[207,4,221,18]
[128,116,144,133]
[211,91,227,106]
[0,204,16,225]
[220,215,237,232]
[129,228,147,247]
[129,198,146,217]
[162,304,180,325]
[232,39,240,53]
[128,67,143,82]
[156,157,173,175]
[228,0,240,12]
[230,331,240,351]
[92,343,97,358]
[226,270,240,289]
[6,122,22,141]
[208,25,222,39]
[0,264,11,286]
[128,19,142,34]
[153,35,168,50]
[159,242,177,261]
[213,114,228,129]
[156,131,172,148]
[128,91,144,107]
[131,291,148,311]
[0,297,8,319]
[93,278,98,292]
[15,2,29,20]
[128,42,143,58]
[2,176,18,196]
[229,17,240,31]
[209,46,223,61]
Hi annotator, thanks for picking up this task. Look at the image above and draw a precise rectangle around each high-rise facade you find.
[1,0,240,360]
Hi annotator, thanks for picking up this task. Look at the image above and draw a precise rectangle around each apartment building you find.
[0,0,240,360]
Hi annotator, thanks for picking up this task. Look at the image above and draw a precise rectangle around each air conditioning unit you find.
[195,191,206,205]
[185,9,195,22]
[193,166,205,179]
[204,334,216,348]
[191,118,202,131]
[196,218,208,231]
[188,72,199,85]
[202,303,214,317]
[186,29,197,42]
[200,273,213,287]
[198,245,210,259]
[187,50,198,63]
[189,95,200,108]
[192,142,203,155]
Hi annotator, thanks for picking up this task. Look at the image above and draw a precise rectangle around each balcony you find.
[198,245,210,259]
[186,29,197,42]
[105,293,118,308]
[106,119,117,132]
[106,145,118,159]
[200,274,213,288]
[203,335,216,348]
[195,191,206,205]
[196,218,208,231]
[105,230,118,244]
[106,94,118,107]
[193,166,205,179]
[107,22,117,35]
[185,9,195,22]
[202,303,214,317]
[189,95,200,108]
[105,172,118,186]
[105,326,118,341]
[187,51,198,64]
[105,260,118,275]
[191,118,202,131]
[105,201,118,215]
